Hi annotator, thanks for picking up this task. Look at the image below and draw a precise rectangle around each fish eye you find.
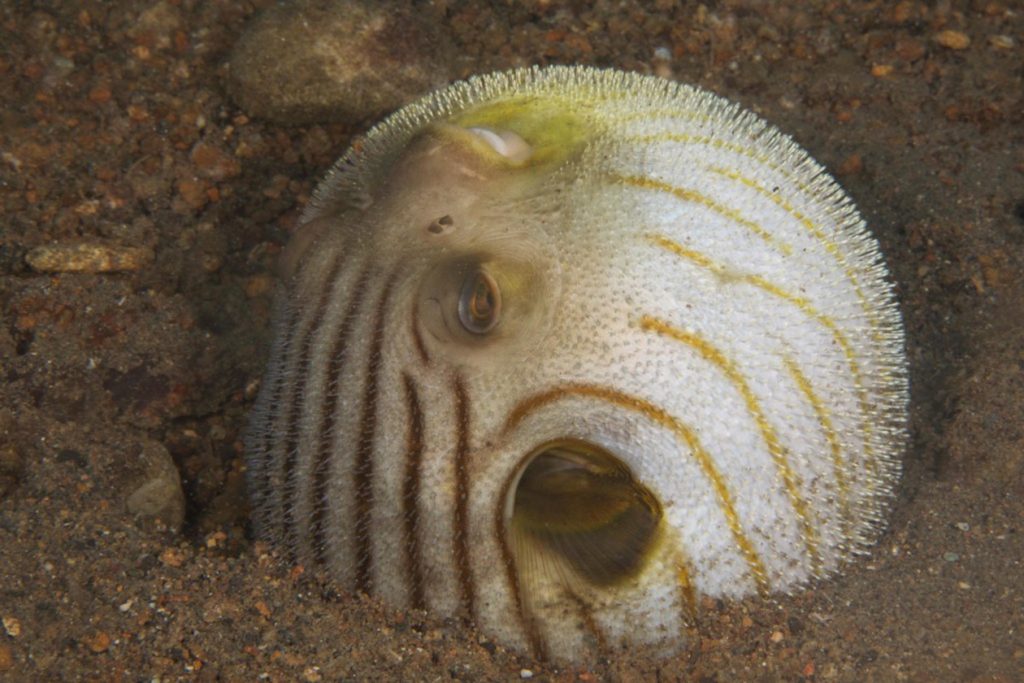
[458,269,501,334]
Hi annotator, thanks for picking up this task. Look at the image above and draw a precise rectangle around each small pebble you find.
[25,243,154,273]
[159,546,187,568]
[838,153,864,176]
[520,669,534,679]
[255,601,272,619]
[128,1,184,49]
[943,552,959,562]
[191,142,241,181]
[176,178,210,211]
[205,531,228,549]
[770,630,785,643]
[2,617,20,637]
[955,522,970,532]
[84,631,111,653]
[935,30,971,50]
[244,274,274,298]
[988,35,1014,50]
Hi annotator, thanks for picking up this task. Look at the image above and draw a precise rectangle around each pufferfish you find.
[246,65,908,662]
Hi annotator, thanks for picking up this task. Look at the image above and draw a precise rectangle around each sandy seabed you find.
[1,1,1022,680]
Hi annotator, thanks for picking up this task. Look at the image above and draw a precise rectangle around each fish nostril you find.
[511,440,663,586]
[427,214,455,235]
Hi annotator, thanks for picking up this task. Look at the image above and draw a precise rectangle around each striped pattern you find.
[246,66,908,663]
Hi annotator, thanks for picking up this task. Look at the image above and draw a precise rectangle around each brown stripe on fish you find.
[401,372,426,610]
[279,253,346,560]
[504,383,771,596]
[564,589,608,657]
[452,373,476,620]
[410,308,431,365]
[353,271,400,594]
[495,455,549,660]
[309,267,374,566]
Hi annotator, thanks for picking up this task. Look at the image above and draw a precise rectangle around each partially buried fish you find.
[246,65,909,662]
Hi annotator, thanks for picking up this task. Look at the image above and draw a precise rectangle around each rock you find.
[190,142,241,181]
[2,616,21,637]
[126,441,186,533]
[934,30,971,50]
[226,0,456,125]
[83,630,111,654]
[25,243,154,273]
[989,35,1014,50]
[127,1,184,50]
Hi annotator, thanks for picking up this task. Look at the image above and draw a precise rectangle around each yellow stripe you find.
[707,166,884,340]
[646,233,878,482]
[706,166,888,479]
[639,316,823,577]
[504,384,771,596]
[675,555,698,621]
[782,354,852,544]
[612,174,793,256]
[626,131,796,190]
[624,129,892,484]
[623,132,884,344]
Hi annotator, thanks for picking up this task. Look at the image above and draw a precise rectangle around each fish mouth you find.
[510,439,664,586]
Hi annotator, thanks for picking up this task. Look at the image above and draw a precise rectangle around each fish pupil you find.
[458,270,501,334]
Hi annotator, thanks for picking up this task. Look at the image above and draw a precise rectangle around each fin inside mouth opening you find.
[511,440,663,586]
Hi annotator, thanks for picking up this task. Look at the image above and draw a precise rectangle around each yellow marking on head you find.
[638,316,824,578]
[504,383,771,597]
[613,174,793,256]
[646,233,879,484]
[450,97,591,167]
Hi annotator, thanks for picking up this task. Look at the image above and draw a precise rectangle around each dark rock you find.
[226,0,456,125]
[126,440,186,533]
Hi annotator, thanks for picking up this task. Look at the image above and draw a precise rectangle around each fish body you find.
[247,65,908,661]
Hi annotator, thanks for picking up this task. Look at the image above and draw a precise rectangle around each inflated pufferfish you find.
[247,65,908,662]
